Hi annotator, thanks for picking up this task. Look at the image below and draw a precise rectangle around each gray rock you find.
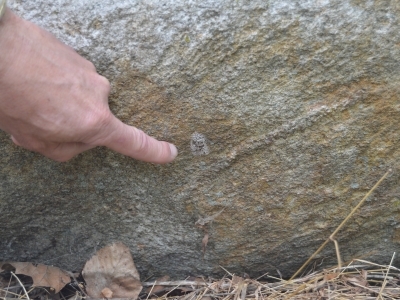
[1,0,400,278]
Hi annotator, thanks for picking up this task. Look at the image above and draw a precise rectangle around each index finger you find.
[101,116,178,164]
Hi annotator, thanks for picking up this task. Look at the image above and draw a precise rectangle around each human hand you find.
[0,9,177,163]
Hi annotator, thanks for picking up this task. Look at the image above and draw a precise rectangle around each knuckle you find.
[99,75,110,87]
[86,61,97,71]
[98,75,111,95]
[86,73,111,99]
[86,107,112,128]
[84,108,114,145]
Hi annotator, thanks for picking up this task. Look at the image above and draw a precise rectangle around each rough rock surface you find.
[1,0,400,278]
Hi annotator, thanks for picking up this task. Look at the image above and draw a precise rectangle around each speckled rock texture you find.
[1,0,400,278]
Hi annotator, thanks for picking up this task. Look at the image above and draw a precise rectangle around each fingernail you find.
[169,143,178,159]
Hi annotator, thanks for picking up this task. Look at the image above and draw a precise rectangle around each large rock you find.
[1,0,400,278]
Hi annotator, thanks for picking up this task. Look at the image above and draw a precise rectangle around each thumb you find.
[102,117,178,164]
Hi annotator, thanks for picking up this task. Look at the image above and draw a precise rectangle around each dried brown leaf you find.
[0,262,70,293]
[323,272,339,281]
[82,242,142,299]
[101,287,113,298]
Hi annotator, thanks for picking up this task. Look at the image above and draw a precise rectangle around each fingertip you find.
[169,143,178,160]
[102,119,178,164]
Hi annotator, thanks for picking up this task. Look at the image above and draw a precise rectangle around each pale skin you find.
[0,8,178,163]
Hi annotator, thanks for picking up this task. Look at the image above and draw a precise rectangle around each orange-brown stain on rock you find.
[106,36,400,262]
[215,76,398,257]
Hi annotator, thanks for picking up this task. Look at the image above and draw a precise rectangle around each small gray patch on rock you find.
[190,132,209,156]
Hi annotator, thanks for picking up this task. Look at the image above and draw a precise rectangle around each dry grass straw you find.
[141,259,400,300]
[9,272,30,300]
